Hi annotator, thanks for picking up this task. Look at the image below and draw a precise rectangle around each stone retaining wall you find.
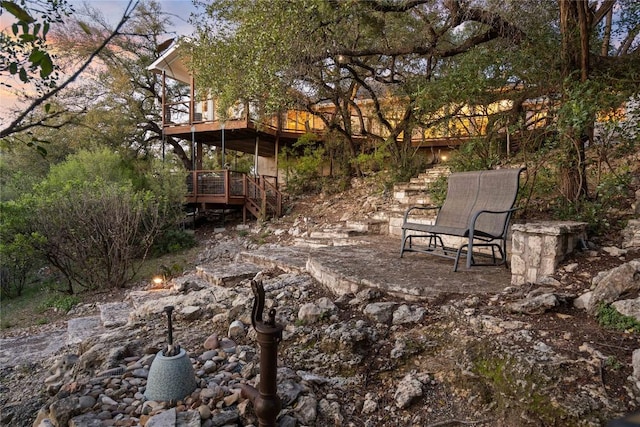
[511,221,588,285]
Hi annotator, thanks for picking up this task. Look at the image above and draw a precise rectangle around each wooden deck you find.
[185,170,282,220]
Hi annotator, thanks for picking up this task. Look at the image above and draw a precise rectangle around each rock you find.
[278,414,297,427]
[228,320,246,339]
[298,303,323,323]
[622,219,640,248]
[602,246,627,257]
[181,305,202,320]
[573,291,592,310]
[633,349,640,381]
[611,298,640,322]
[506,293,558,314]
[293,395,318,424]
[588,260,640,313]
[318,399,343,426]
[68,413,103,427]
[278,379,304,406]
[209,409,239,426]
[177,410,201,427]
[317,297,338,314]
[394,373,423,409]
[362,392,378,414]
[204,333,219,350]
[147,407,176,426]
[392,304,426,325]
[49,396,80,427]
[99,302,131,328]
[363,302,397,324]
[198,404,211,420]
[78,395,96,410]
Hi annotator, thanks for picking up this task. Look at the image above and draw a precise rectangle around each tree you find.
[49,0,193,168]
[18,148,185,293]
[0,0,140,141]
[557,0,640,203]
[189,0,528,178]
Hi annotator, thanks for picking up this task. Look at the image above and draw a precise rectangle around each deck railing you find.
[185,170,281,220]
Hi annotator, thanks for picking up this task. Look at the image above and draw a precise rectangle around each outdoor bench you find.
[400,167,525,271]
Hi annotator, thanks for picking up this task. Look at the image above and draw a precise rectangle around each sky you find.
[0,0,198,122]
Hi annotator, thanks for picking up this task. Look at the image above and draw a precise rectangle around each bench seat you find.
[400,168,525,271]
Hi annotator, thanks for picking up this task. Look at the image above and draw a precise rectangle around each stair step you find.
[293,237,371,248]
[345,219,387,234]
[196,262,262,287]
[309,229,363,239]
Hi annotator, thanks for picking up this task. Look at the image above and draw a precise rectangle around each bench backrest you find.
[435,168,524,237]
[435,171,481,229]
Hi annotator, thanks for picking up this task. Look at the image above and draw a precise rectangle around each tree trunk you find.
[559,0,591,203]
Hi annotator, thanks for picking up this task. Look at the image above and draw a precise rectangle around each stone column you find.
[511,221,588,285]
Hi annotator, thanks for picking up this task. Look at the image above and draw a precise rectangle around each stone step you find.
[293,237,370,248]
[345,219,387,234]
[196,262,262,287]
[308,228,363,239]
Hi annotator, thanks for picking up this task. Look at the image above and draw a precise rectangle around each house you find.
[147,40,547,220]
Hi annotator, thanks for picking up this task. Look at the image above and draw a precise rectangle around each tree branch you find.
[0,0,140,139]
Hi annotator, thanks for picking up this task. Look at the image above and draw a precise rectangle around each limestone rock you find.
[622,219,640,249]
[394,373,423,409]
[227,320,245,340]
[293,395,318,424]
[588,260,640,313]
[392,304,426,325]
[363,302,397,324]
[147,407,176,426]
[318,399,343,426]
[506,293,559,314]
[611,298,640,322]
[573,292,592,310]
[633,348,640,381]
[49,396,80,427]
[298,302,323,322]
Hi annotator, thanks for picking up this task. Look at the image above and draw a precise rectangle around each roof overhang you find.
[147,39,191,84]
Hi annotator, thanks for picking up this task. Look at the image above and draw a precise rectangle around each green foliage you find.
[0,0,71,87]
[0,201,45,298]
[429,175,449,207]
[596,303,640,333]
[280,133,326,195]
[552,167,633,234]
[40,294,80,313]
[12,148,183,292]
[448,137,503,172]
[151,229,197,257]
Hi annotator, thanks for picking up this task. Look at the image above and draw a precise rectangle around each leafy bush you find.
[280,133,326,195]
[40,294,81,313]
[151,229,197,257]
[16,149,185,292]
[0,201,45,298]
[596,303,640,333]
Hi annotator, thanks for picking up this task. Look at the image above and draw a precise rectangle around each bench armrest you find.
[403,205,441,224]
[468,207,520,236]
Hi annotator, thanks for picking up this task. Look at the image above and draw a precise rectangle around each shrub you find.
[19,149,184,292]
[151,229,197,257]
[596,303,640,333]
[280,133,325,195]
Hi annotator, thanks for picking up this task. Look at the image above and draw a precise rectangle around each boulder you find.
[588,260,640,314]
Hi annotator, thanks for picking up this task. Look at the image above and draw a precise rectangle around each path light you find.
[151,276,164,289]
[144,305,197,402]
